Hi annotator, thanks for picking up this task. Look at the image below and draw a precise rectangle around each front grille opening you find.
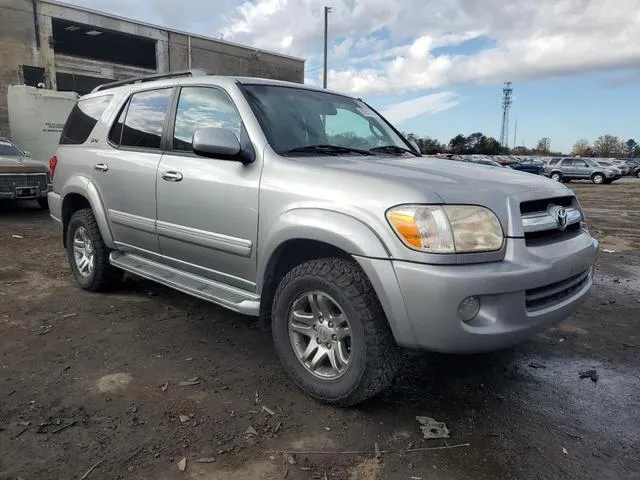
[525,222,581,245]
[520,196,573,215]
[0,174,49,193]
[526,269,590,310]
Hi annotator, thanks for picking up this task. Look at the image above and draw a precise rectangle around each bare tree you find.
[572,139,593,157]
[535,137,551,154]
[593,135,623,157]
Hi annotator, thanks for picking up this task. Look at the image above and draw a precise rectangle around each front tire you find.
[550,172,562,182]
[592,173,605,184]
[66,209,122,291]
[272,258,398,406]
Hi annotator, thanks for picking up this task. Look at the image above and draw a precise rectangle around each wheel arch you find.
[257,209,391,328]
[61,179,114,249]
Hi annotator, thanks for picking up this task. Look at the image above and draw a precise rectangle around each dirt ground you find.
[1,178,639,480]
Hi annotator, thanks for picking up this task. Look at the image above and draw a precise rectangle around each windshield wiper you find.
[284,144,375,156]
[369,145,420,156]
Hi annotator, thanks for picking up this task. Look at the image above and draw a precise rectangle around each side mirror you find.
[408,139,420,153]
[23,150,32,157]
[192,127,241,160]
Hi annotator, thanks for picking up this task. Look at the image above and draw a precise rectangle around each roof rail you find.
[91,69,211,93]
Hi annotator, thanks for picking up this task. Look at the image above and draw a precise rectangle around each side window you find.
[561,159,574,167]
[575,160,588,167]
[108,99,129,145]
[172,87,241,151]
[120,88,172,149]
[324,108,386,149]
[60,95,112,145]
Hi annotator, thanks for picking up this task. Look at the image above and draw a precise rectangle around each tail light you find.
[49,155,58,179]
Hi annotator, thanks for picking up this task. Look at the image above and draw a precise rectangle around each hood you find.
[0,155,49,174]
[298,155,571,202]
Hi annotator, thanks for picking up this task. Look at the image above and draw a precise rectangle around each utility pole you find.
[323,6,332,89]
[499,81,513,149]
[513,118,517,150]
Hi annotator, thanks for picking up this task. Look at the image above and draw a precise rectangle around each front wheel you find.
[635,170,640,178]
[66,209,123,291]
[550,172,562,182]
[592,173,605,184]
[271,258,398,406]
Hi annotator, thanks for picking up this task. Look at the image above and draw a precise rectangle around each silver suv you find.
[544,157,620,184]
[49,71,598,405]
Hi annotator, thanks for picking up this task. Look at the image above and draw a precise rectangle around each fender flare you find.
[256,208,390,291]
[61,176,115,248]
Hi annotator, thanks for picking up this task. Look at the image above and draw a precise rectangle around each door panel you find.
[156,86,260,290]
[97,88,173,257]
[573,160,590,179]
[561,159,575,178]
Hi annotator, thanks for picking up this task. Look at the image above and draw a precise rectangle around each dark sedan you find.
[510,159,544,175]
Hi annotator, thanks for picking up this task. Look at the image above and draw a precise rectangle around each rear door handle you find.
[94,163,108,172]
[161,171,183,182]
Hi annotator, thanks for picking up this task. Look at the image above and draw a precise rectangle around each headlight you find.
[606,169,615,175]
[386,205,504,253]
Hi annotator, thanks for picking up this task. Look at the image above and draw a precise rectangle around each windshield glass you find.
[0,140,23,156]
[241,84,411,155]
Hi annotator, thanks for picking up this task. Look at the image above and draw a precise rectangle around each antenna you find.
[500,81,513,149]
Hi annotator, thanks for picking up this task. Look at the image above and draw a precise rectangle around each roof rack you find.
[91,69,211,93]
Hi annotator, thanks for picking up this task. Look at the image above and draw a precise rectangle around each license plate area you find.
[15,186,37,198]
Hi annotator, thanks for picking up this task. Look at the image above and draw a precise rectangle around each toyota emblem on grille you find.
[556,207,568,230]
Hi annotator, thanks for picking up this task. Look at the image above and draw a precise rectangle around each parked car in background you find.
[544,157,620,184]
[609,159,630,176]
[596,161,622,176]
[0,137,50,208]
[510,159,544,175]
[49,71,598,405]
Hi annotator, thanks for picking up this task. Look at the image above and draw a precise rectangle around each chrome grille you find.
[526,269,590,311]
[0,174,49,192]
[520,196,582,244]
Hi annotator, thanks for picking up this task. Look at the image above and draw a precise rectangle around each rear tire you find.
[592,173,605,184]
[271,257,398,406]
[37,197,49,209]
[66,209,122,292]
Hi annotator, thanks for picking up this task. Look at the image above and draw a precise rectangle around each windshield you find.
[241,84,412,155]
[0,139,23,156]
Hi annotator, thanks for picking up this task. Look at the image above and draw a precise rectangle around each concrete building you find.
[0,0,306,137]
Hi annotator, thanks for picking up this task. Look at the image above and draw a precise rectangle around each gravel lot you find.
[1,178,639,480]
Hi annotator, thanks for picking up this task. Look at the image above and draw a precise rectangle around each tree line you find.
[404,132,639,158]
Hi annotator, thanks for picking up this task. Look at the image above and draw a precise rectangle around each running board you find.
[109,251,260,316]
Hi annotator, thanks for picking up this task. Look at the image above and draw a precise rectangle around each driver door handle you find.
[161,171,183,182]
[94,163,108,172]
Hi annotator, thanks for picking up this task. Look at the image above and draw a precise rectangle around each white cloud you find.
[65,0,640,97]
[220,0,640,95]
[381,92,461,124]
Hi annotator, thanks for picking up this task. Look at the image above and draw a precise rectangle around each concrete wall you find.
[0,0,38,137]
[169,33,304,83]
[0,0,305,137]
[7,85,78,163]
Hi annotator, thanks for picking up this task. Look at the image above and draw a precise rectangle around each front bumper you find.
[356,231,598,353]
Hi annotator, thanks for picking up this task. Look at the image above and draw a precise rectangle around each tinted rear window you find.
[120,89,172,149]
[60,95,112,145]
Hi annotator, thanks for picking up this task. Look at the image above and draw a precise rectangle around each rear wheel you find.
[66,209,122,291]
[550,172,562,182]
[272,257,398,406]
[592,173,605,184]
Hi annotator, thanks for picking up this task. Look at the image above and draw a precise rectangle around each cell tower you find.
[500,81,513,148]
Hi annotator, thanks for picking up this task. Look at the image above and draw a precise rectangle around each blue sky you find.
[67,0,640,153]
